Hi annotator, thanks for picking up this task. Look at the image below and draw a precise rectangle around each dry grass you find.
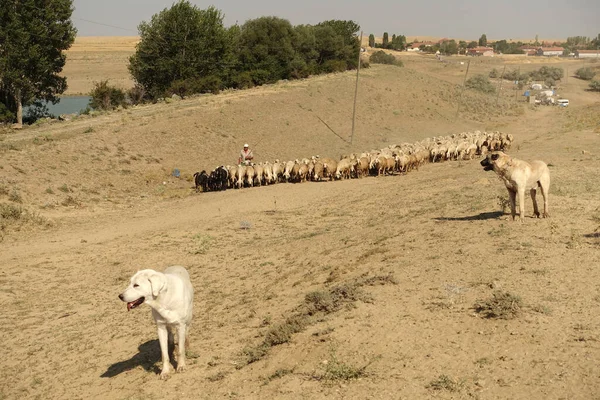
[0,202,50,238]
[241,275,395,366]
[312,346,378,383]
[474,291,523,319]
[426,374,464,392]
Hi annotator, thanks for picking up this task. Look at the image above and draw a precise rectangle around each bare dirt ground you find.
[1,40,600,400]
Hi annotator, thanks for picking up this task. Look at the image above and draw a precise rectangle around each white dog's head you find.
[118,269,166,311]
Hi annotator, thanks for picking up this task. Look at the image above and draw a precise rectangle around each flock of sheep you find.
[194,130,514,192]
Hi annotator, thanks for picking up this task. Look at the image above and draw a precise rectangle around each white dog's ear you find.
[148,273,166,297]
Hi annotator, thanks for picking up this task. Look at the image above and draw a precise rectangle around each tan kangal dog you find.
[481,151,550,222]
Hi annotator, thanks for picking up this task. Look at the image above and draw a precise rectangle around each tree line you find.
[0,0,361,123]
[368,33,407,51]
[128,2,360,101]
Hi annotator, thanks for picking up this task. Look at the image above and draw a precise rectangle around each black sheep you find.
[193,171,209,192]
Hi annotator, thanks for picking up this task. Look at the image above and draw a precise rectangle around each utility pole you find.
[515,66,520,102]
[350,30,363,145]
[496,65,506,105]
[455,59,470,120]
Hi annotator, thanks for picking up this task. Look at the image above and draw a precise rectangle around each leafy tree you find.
[458,40,467,54]
[0,0,76,125]
[383,32,389,48]
[292,24,319,78]
[316,20,360,69]
[465,74,495,94]
[575,67,596,81]
[237,16,296,84]
[368,34,375,47]
[478,34,487,47]
[390,34,406,51]
[128,2,232,98]
[439,40,458,55]
[566,36,589,48]
[369,50,402,66]
[467,41,478,49]
[589,34,600,50]
[493,39,508,53]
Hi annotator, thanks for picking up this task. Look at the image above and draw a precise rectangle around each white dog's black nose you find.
[118,294,124,301]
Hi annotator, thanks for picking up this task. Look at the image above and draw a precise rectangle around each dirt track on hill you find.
[1,53,600,399]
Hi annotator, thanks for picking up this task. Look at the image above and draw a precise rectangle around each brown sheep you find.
[245,165,255,187]
[321,158,338,181]
[313,161,324,181]
[356,157,369,178]
[253,164,264,186]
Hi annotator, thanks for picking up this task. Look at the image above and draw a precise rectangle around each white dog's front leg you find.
[176,323,187,372]
[157,324,172,379]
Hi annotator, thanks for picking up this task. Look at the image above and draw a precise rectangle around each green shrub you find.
[89,80,127,110]
[127,85,146,105]
[231,71,255,89]
[575,67,596,81]
[503,69,519,81]
[0,103,15,124]
[369,50,403,66]
[465,74,496,94]
[320,59,348,73]
[249,69,273,86]
[489,68,499,78]
[589,80,600,91]
[528,66,563,82]
[194,76,222,94]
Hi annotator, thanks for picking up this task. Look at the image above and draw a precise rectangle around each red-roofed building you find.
[520,45,538,53]
[537,47,564,56]
[407,41,435,52]
[575,49,600,58]
[467,46,494,56]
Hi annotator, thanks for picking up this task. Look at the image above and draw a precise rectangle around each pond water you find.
[25,96,92,117]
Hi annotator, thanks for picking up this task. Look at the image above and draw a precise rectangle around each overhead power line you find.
[73,17,138,33]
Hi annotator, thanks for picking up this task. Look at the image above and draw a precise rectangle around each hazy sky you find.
[72,0,599,41]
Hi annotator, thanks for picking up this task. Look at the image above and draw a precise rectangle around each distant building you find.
[575,49,600,59]
[467,47,494,56]
[536,47,564,56]
[520,45,538,53]
[407,42,434,52]
[407,43,423,52]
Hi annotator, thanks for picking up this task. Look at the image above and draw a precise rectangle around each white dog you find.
[119,266,194,379]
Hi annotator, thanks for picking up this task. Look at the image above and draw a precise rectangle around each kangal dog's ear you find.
[148,273,166,297]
